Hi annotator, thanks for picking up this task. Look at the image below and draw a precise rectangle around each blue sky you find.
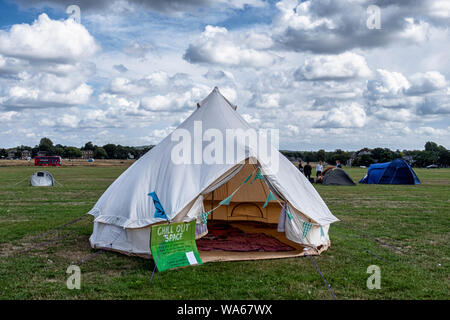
[0,0,449,150]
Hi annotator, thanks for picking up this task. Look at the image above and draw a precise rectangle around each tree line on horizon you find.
[0,138,153,160]
[1,138,449,168]
[279,141,449,168]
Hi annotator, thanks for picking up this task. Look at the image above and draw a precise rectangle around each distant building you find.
[7,150,16,159]
[348,150,372,166]
[403,155,415,165]
[128,153,134,159]
[82,150,94,159]
[37,151,47,157]
[21,150,31,160]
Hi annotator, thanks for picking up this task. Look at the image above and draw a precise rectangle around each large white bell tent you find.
[89,87,338,262]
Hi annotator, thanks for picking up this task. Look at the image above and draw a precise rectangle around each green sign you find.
[150,221,202,272]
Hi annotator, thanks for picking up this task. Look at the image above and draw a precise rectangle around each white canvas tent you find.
[30,171,54,187]
[89,87,338,261]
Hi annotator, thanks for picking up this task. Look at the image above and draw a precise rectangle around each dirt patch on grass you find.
[420,179,450,185]
[4,201,94,207]
[0,222,93,258]
[52,236,95,263]
[329,198,427,209]
[0,242,27,257]
[0,216,30,223]
[374,238,406,254]
[0,234,104,271]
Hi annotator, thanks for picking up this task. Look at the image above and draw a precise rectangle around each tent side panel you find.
[90,222,151,255]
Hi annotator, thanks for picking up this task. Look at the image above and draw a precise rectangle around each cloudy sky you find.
[0,0,449,150]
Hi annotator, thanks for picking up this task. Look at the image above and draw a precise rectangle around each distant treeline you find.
[1,138,449,167]
[282,141,450,168]
[0,138,153,160]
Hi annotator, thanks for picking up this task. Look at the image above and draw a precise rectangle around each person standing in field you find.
[336,160,342,168]
[316,161,323,178]
[298,160,303,173]
[304,162,312,181]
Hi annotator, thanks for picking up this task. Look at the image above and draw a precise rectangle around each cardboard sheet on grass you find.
[150,221,202,272]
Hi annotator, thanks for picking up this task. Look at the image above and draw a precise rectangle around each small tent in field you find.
[88,88,338,263]
[30,171,54,187]
[322,168,355,186]
[359,159,420,185]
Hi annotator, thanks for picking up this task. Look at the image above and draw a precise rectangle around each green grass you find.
[0,166,449,299]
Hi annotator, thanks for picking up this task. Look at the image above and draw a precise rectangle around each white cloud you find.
[314,103,367,128]
[140,85,210,112]
[141,126,177,144]
[286,124,300,136]
[370,107,416,123]
[416,126,450,136]
[0,111,18,121]
[241,113,261,126]
[272,0,448,54]
[110,77,148,95]
[245,31,274,50]
[249,92,281,109]
[144,71,171,87]
[407,71,447,95]
[222,0,267,9]
[184,25,278,68]
[204,69,236,82]
[400,18,430,43]
[295,52,372,81]
[428,0,450,19]
[365,69,449,120]
[0,14,98,109]
[366,69,410,99]
[59,114,80,128]
[274,0,335,32]
[4,81,93,108]
[0,14,99,63]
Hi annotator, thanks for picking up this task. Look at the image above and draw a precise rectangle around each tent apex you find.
[198,86,237,111]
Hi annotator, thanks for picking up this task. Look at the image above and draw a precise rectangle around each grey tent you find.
[322,168,355,186]
[30,171,54,187]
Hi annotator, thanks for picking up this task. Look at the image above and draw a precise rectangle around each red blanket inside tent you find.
[196,222,295,252]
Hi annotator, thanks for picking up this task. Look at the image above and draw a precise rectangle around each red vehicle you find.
[34,156,62,166]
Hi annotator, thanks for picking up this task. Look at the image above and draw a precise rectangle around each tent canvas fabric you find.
[30,171,54,187]
[88,87,339,259]
[359,159,420,185]
[322,168,355,186]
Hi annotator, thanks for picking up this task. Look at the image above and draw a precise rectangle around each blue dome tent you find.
[359,159,421,185]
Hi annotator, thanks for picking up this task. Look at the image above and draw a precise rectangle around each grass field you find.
[0,165,448,299]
